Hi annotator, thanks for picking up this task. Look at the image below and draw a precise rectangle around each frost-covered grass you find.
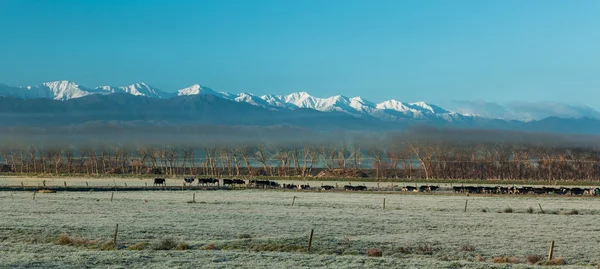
[1,190,600,268]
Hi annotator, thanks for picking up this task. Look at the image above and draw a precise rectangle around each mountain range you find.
[1,80,599,136]
[0,80,469,123]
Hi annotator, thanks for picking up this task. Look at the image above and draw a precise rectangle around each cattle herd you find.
[452,185,600,196]
[152,177,600,196]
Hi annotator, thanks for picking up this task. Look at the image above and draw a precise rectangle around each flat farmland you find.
[1,189,599,268]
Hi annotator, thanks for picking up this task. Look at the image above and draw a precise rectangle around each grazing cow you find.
[232,179,246,185]
[345,185,367,191]
[251,180,279,188]
[531,188,546,195]
[153,178,166,186]
[223,179,235,186]
[183,177,195,186]
[570,188,585,195]
[452,186,463,193]
[402,186,417,192]
[594,188,600,196]
[198,178,219,186]
[282,184,297,190]
[321,185,335,190]
[298,185,310,190]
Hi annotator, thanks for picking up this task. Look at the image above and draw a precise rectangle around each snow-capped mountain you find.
[0,80,466,122]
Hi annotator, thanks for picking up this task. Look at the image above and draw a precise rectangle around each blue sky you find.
[1,0,599,110]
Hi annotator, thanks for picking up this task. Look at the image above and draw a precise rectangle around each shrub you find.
[177,239,188,250]
[542,257,566,266]
[503,207,513,213]
[527,255,543,264]
[57,233,71,245]
[481,208,487,213]
[150,237,179,250]
[99,241,116,250]
[527,207,534,214]
[367,248,382,257]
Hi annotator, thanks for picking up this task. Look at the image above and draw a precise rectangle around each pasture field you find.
[1,175,599,190]
[1,189,600,268]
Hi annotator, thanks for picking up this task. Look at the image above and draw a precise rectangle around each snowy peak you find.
[119,82,167,98]
[33,80,94,100]
[407,102,449,114]
[176,84,226,98]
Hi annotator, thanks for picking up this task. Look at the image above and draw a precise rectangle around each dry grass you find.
[367,248,382,257]
[36,189,56,193]
[475,254,485,262]
[56,233,114,250]
[562,209,579,215]
[527,255,543,264]
[398,242,439,255]
[459,244,476,252]
[200,243,218,250]
[541,257,567,266]
[127,242,149,250]
[527,207,534,214]
[493,255,520,264]
[150,237,187,250]
[238,233,252,239]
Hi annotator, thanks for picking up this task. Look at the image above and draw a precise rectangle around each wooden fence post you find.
[383,198,386,210]
[64,181,67,187]
[86,182,89,187]
[111,192,114,202]
[464,200,468,212]
[113,223,119,246]
[193,193,196,203]
[538,204,545,214]
[291,196,296,206]
[547,240,554,261]
[32,191,36,200]
[307,229,314,251]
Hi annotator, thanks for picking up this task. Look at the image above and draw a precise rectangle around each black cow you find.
[223,179,246,186]
[321,185,335,190]
[344,185,367,191]
[153,178,166,186]
[232,179,246,185]
[251,180,279,188]
[570,188,585,195]
[183,177,195,185]
[298,185,310,190]
[403,186,418,192]
[198,178,219,186]
[282,184,297,190]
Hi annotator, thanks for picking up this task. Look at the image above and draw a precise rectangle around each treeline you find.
[2,140,600,181]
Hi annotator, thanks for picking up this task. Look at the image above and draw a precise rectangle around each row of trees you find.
[2,141,600,181]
